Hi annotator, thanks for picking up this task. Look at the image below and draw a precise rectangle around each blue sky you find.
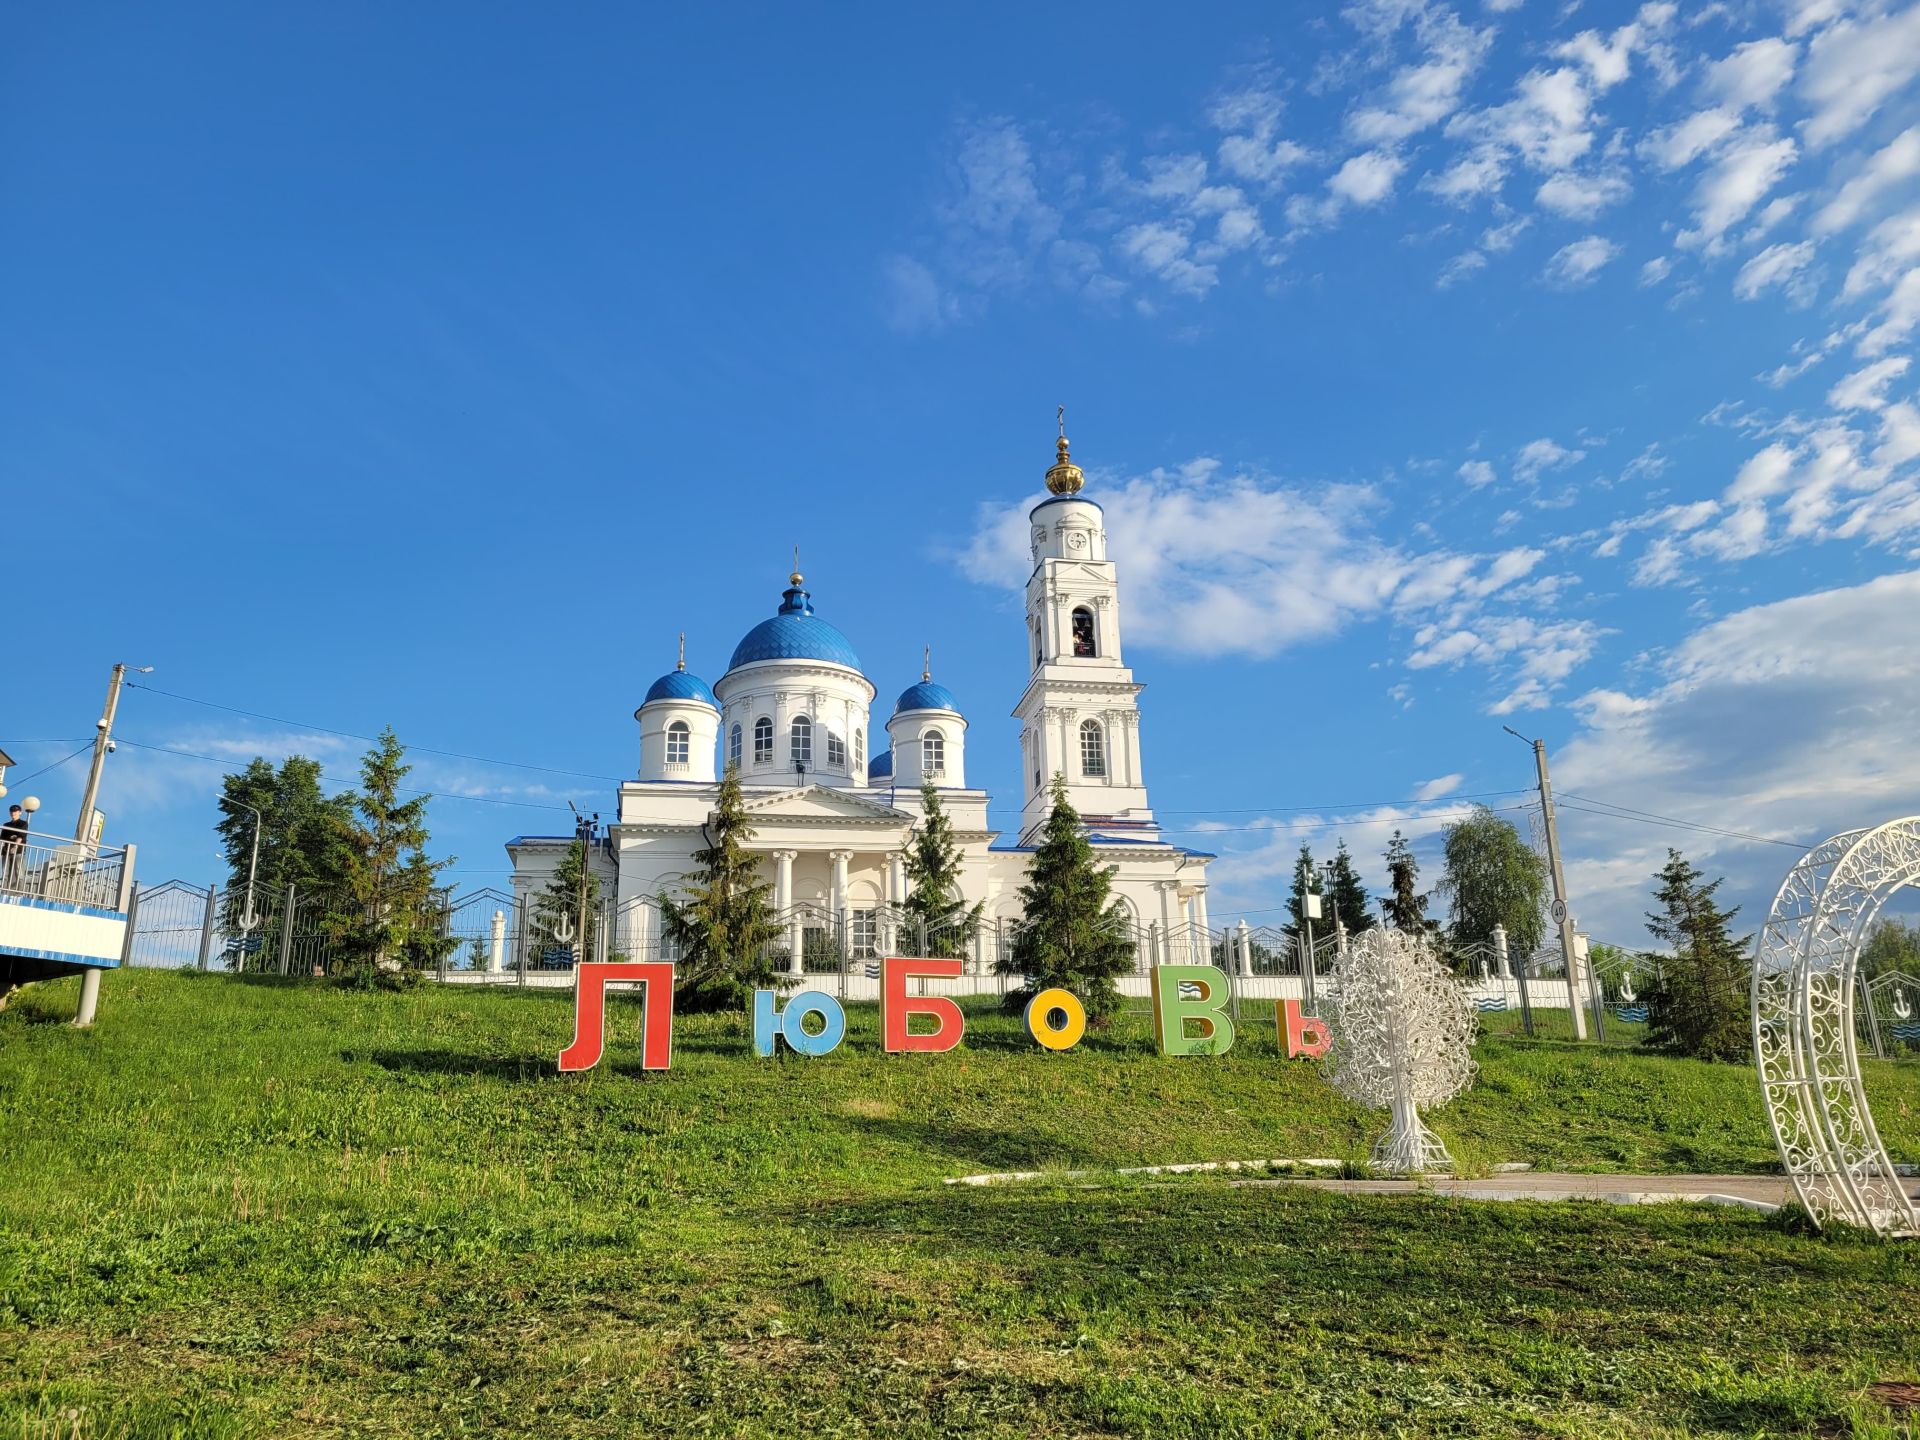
[6,0,1920,942]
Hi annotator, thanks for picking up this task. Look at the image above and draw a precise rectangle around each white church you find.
[506,427,1216,975]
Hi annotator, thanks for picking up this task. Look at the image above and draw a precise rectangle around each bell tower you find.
[1011,414,1154,843]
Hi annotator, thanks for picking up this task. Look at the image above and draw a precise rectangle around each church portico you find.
[507,420,1213,988]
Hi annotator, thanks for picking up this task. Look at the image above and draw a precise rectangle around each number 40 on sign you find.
[557,957,1330,1071]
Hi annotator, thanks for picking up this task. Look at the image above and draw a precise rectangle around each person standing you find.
[0,804,27,891]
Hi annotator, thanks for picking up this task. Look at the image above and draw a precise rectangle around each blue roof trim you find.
[867,748,894,778]
[1,893,127,921]
[1,945,119,971]
[893,680,961,715]
[642,670,719,708]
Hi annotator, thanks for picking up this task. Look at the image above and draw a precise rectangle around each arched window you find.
[753,716,773,763]
[1034,620,1043,667]
[666,720,691,765]
[826,729,845,767]
[791,715,812,767]
[729,723,742,767]
[1080,719,1106,778]
[922,728,945,777]
[1071,606,1097,658]
[854,728,865,769]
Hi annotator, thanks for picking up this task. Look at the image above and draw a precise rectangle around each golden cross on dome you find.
[922,643,931,682]
[1058,403,1066,439]
[676,632,686,672]
[790,545,803,586]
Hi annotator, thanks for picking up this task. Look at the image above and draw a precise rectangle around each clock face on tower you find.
[1067,530,1088,551]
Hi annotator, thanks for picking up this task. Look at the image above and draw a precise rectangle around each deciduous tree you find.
[1437,807,1546,960]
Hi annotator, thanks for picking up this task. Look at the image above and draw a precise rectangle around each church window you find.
[1080,719,1106,778]
[848,908,877,959]
[1034,620,1043,667]
[923,729,945,777]
[1071,606,1097,657]
[753,716,773,763]
[666,720,691,765]
[729,723,742,767]
[791,715,812,767]
[827,730,845,767]
[854,728,865,769]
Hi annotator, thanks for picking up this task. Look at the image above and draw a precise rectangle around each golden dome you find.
[1045,423,1084,496]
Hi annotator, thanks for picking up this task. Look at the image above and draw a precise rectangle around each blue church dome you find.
[868,748,894,780]
[894,680,961,715]
[642,668,718,708]
[727,578,863,672]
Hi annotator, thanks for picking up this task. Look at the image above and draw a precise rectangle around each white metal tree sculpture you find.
[1752,816,1920,1237]
[1321,928,1479,1175]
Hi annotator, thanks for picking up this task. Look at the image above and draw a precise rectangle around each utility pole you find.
[74,663,150,847]
[71,662,150,1028]
[1504,726,1597,1041]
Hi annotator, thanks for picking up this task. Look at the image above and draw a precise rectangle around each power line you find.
[7,743,97,785]
[1556,793,1810,850]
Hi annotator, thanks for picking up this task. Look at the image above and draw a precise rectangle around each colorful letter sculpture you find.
[1151,964,1236,1056]
[1280,999,1331,1058]
[881,956,966,1052]
[753,989,847,1057]
[1023,987,1087,1050]
[558,962,675,1072]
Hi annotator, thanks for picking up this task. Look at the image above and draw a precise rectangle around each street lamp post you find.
[1502,725,1601,1041]
[220,797,265,960]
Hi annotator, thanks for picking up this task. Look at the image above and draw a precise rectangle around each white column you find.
[1235,918,1252,977]
[1156,882,1176,965]
[829,850,851,931]
[489,909,506,973]
[775,850,799,973]
[1493,923,1510,978]
[886,851,906,954]
[1193,886,1211,963]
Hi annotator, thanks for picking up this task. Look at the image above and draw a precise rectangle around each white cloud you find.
[1348,12,1495,144]
[1556,570,1920,939]
[1681,128,1798,248]
[1116,222,1219,297]
[1641,107,1742,170]
[1798,4,1920,149]
[1423,146,1509,203]
[1543,234,1621,287]
[1328,148,1408,206]
[1828,355,1913,412]
[1705,37,1800,112]
[1536,167,1633,218]
[1211,79,1313,186]
[881,256,954,334]
[1813,126,1920,234]
[1413,774,1466,801]
[1640,255,1674,286]
[1515,436,1585,480]
[1733,240,1819,302]
[1725,441,1798,502]
[1458,458,1498,487]
[1438,250,1490,287]
[1449,66,1597,172]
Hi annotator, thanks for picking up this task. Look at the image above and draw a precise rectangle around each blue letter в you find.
[753,989,847,1057]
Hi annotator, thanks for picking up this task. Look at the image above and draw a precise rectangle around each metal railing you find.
[0,835,131,910]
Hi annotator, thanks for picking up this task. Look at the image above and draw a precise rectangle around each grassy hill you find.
[3,969,1918,1438]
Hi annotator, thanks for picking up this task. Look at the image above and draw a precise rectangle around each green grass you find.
[3,969,1919,1439]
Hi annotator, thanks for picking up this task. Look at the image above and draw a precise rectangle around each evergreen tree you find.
[1437,806,1547,960]
[1642,849,1751,1061]
[999,775,1135,1023]
[216,755,355,902]
[1324,840,1375,937]
[1380,829,1435,936]
[330,728,453,986]
[530,837,601,967]
[902,782,982,958]
[660,766,784,1012]
[1281,844,1320,944]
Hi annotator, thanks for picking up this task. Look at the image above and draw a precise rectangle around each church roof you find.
[727,578,862,673]
[868,748,894,779]
[642,669,718,708]
[893,680,960,715]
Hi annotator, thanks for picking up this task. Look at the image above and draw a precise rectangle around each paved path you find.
[1233,1172,1920,1213]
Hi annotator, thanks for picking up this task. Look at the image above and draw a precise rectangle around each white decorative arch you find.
[1753,816,1920,1236]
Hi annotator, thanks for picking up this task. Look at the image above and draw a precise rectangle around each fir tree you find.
[1642,849,1751,1062]
[660,766,784,1013]
[902,782,982,959]
[531,837,601,967]
[331,728,453,986]
[1380,830,1435,936]
[999,775,1135,1023]
[1282,844,1320,944]
[1324,840,1375,936]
